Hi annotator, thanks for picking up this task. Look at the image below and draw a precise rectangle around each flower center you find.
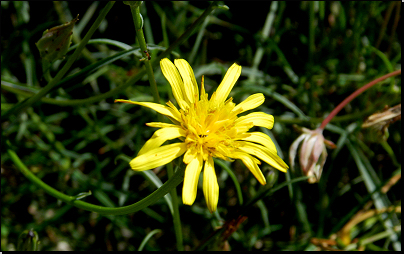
[181,96,239,161]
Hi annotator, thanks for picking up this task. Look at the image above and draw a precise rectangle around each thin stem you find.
[319,69,401,130]
[7,144,186,216]
[1,2,115,121]
[167,163,184,251]
[129,4,160,104]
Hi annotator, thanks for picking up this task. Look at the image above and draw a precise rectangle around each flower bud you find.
[289,127,335,183]
[17,229,39,251]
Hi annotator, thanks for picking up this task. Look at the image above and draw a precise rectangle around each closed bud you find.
[289,127,335,183]
[17,229,39,251]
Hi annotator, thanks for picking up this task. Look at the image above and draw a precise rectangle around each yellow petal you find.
[235,112,274,130]
[200,75,207,101]
[183,146,197,164]
[239,132,277,154]
[138,127,186,156]
[232,93,265,114]
[211,63,242,108]
[130,143,187,171]
[174,59,199,104]
[160,59,189,110]
[182,155,203,206]
[165,101,184,123]
[233,152,266,185]
[146,122,178,128]
[115,99,181,122]
[237,141,288,172]
[203,157,219,213]
[217,143,234,159]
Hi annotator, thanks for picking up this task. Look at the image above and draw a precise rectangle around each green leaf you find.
[36,14,79,63]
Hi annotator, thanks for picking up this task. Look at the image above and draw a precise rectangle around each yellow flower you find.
[115,58,288,212]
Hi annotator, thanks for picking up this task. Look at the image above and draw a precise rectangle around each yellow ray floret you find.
[235,112,275,130]
[211,63,242,109]
[203,157,219,213]
[137,127,186,156]
[231,93,265,114]
[182,155,203,205]
[174,59,199,103]
[130,143,187,171]
[114,99,181,122]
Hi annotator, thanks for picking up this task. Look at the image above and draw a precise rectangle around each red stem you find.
[319,69,401,130]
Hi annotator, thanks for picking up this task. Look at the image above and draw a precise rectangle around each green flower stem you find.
[319,69,401,130]
[7,144,186,216]
[129,3,160,104]
[1,1,115,121]
[167,163,184,251]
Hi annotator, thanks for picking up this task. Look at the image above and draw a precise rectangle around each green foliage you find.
[1,1,401,251]
[36,15,79,63]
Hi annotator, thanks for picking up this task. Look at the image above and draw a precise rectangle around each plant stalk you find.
[7,143,186,216]
[319,69,401,130]
[129,3,160,104]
